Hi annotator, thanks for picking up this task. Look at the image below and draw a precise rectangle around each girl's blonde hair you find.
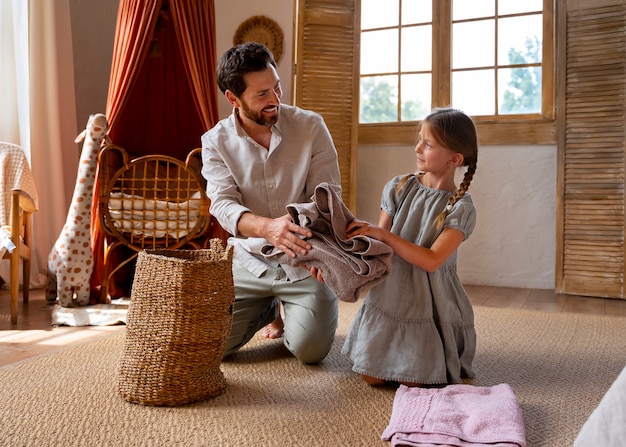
[398,107,478,228]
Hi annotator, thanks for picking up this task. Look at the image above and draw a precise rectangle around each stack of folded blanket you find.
[382,384,526,447]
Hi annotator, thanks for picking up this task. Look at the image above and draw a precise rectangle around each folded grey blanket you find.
[262,182,393,302]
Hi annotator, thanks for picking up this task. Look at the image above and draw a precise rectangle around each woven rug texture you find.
[1,301,625,447]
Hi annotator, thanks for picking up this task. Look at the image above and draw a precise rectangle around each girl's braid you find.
[435,160,477,229]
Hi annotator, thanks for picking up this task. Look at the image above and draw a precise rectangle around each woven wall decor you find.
[234,15,283,62]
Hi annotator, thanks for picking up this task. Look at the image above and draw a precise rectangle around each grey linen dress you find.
[342,174,477,385]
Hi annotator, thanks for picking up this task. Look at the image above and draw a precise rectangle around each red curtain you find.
[170,1,219,130]
[90,0,224,300]
[105,0,161,134]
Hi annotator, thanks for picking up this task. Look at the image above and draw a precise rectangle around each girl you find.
[342,107,478,386]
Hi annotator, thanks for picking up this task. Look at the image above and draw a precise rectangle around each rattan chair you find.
[97,144,212,302]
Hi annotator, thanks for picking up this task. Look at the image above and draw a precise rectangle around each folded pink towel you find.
[382,384,526,447]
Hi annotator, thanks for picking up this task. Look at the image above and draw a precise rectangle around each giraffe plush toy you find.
[47,113,110,307]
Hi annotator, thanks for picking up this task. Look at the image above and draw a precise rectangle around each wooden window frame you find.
[358,0,556,146]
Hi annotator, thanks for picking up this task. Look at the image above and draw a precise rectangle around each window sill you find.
[358,118,557,146]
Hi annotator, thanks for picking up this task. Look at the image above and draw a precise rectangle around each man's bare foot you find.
[261,315,284,339]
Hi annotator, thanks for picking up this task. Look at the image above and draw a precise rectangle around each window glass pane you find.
[453,0,494,21]
[498,0,542,15]
[452,20,494,69]
[359,0,549,124]
[498,15,542,65]
[402,0,432,25]
[452,69,495,116]
[401,74,431,121]
[498,67,541,114]
[361,29,399,74]
[401,25,432,72]
[360,75,399,123]
[361,0,399,29]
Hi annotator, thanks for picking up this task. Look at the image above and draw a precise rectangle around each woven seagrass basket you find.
[117,239,234,406]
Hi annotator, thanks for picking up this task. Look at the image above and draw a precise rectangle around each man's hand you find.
[264,215,313,258]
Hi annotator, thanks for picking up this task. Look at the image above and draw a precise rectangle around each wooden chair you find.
[0,142,38,325]
[97,145,212,302]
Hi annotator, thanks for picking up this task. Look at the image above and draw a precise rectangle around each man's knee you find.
[285,332,335,364]
[283,312,338,364]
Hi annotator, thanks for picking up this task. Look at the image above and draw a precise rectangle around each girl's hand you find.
[346,218,368,236]
[346,219,384,241]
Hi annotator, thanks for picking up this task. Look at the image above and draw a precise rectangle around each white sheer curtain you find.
[0,0,79,287]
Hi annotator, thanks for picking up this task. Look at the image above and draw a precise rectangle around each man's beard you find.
[240,101,279,127]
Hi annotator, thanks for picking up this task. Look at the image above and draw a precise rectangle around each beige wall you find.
[358,144,556,289]
[69,0,117,133]
[70,0,557,290]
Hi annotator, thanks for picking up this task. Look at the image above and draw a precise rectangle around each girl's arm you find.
[347,210,465,273]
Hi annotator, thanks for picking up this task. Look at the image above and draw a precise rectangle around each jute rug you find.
[1,302,625,447]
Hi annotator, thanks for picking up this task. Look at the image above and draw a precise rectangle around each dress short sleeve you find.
[380,175,408,218]
[444,195,476,240]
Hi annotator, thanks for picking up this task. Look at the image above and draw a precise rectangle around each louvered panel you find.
[294,0,359,211]
[559,4,626,298]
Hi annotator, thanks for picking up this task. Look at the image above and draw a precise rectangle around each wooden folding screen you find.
[556,0,626,298]
[293,0,359,212]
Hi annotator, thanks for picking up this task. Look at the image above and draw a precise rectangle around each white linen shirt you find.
[201,104,342,281]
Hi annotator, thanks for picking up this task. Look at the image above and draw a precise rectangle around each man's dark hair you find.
[216,42,277,97]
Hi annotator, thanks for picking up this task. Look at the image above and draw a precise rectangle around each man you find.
[201,42,341,364]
